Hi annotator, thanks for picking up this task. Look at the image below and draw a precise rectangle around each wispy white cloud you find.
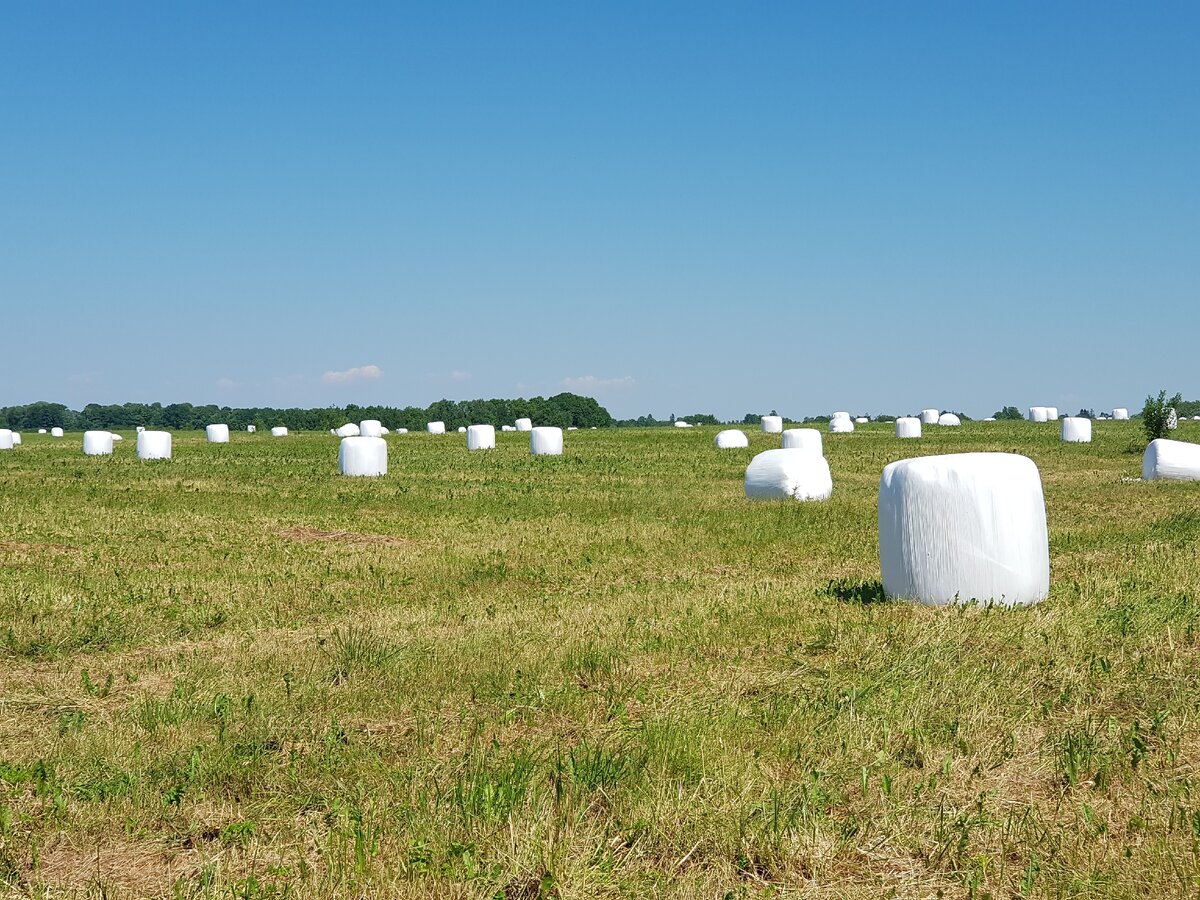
[322,364,383,385]
[216,377,237,389]
[562,375,636,392]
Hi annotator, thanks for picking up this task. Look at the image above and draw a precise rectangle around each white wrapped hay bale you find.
[855,416,869,424]
[530,426,563,456]
[271,426,288,437]
[83,430,114,456]
[937,413,961,426]
[0,429,13,450]
[1046,407,1059,420]
[1061,417,1091,443]
[761,415,783,434]
[11,433,21,445]
[515,418,533,432]
[38,428,47,434]
[1142,439,1200,481]
[51,427,64,438]
[744,449,833,501]
[829,415,854,433]
[920,409,940,425]
[381,427,390,435]
[895,417,922,439]
[247,425,256,433]
[982,417,996,422]
[335,423,360,437]
[359,420,383,438]
[1113,408,1130,420]
[567,426,578,431]
[781,428,823,453]
[338,435,387,476]
[674,421,691,428]
[1028,407,1048,422]
[457,426,467,433]
[427,421,446,435]
[109,433,122,442]
[501,425,515,432]
[715,429,749,449]
[396,427,408,434]
[136,426,145,433]
[878,452,1049,606]
[206,424,230,443]
[136,430,172,460]
[467,424,496,450]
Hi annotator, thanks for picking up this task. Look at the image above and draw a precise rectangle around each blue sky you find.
[2,2,1196,419]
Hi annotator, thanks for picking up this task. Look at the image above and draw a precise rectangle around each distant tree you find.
[741,413,761,425]
[993,406,1024,420]
[678,413,718,425]
[1076,408,1095,419]
[1142,390,1183,443]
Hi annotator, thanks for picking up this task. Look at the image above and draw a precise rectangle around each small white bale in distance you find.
[937,413,961,426]
[920,409,940,425]
[1046,407,1059,420]
[83,430,114,455]
[1061,417,1091,443]
[895,417,922,439]
[0,429,13,450]
[1113,408,1130,420]
[457,426,467,433]
[715,429,749,449]
[381,427,390,435]
[878,452,1050,606]
[515,418,533,432]
[206,424,230,443]
[530,426,563,456]
[1029,407,1048,422]
[38,428,47,434]
[136,426,145,433]
[109,433,122,442]
[982,417,996,422]
[829,415,854,433]
[427,421,446,434]
[855,416,869,424]
[1143,439,1200,482]
[336,423,360,437]
[501,425,515,432]
[467,424,496,450]
[674,421,691,428]
[339,436,387,476]
[51,427,64,438]
[271,426,288,437]
[359,420,383,438]
[396,428,408,434]
[782,428,823,453]
[567,426,578,431]
[11,433,21,445]
[137,430,172,460]
[247,425,256,433]
[744,449,833,501]
[761,416,783,433]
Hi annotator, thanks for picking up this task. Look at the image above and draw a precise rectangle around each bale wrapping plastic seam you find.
[781,428,823,454]
[530,426,563,456]
[467,424,496,450]
[137,430,172,460]
[1061,417,1091,443]
[744,449,832,501]
[1142,438,1200,481]
[339,436,387,476]
[715,429,749,449]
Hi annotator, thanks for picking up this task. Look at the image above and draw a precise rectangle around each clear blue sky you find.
[2,2,1196,419]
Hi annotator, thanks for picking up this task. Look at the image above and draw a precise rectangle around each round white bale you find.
[467,424,496,450]
[1046,407,1059,420]
[381,427,390,434]
[982,417,996,422]
[567,426,578,431]
[920,409,940,425]
[247,425,256,433]
[0,429,13,450]
[51,427,64,438]
[895,417,922,439]
[137,430,172,460]
[83,430,114,455]
[515,418,533,432]
[760,415,783,434]
[271,426,288,437]
[781,428,823,453]
[206,424,230,443]
[530,426,563,456]
[136,426,145,433]
[1061,417,1091,443]
[501,425,515,432]
[1143,438,1200,481]
[336,423,360,437]
[338,436,387,476]
[359,420,383,438]
[396,428,408,434]
[38,428,47,434]
[829,416,854,433]
[854,416,869,424]
[715,429,749,449]
[109,433,122,442]
[937,413,961,426]
[457,426,467,433]
[11,433,21,445]
[744,449,833,501]
[427,421,446,435]
[674,421,691,428]
[878,452,1049,606]
[1028,407,1048,422]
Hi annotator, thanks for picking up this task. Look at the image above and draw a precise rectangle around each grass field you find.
[2,422,1199,899]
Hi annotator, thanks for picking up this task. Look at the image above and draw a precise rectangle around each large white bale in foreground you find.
[137,430,172,460]
[467,424,496,450]
[1113,408,1130,420]
[206,424,230,443]
[51,427,64,438]
[761,415,783,434]
[715,429,749,449]
[781,428,823,454]
[0,430,13,450]
[427,421,446,434]
[335,423,360,438]
[896,417,922,439]
[829,415,854,433]
[1028,407,1049,422]
[83,430,114,456]
[271,426,288,437]
[1143,439,1200,482]
[878,452,1049,606]
[1061,417,1091,443]
[937,413,961,426]
[338,436,387,476]
[515,418,533,432]
[530,426,563,456]
[920,409,940,425]
[359,420,383,438]
[744,449,833,501]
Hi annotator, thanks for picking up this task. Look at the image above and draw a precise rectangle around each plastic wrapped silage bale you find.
[83,430,114,456]
[337,436,387,476]
[878,452,1050,606]
[855,416,869,424]
[982,417,996,422]
[1167,408,1179,430]
[109,433,122,442]
[530,426,563,456]
[0,429,13,450]
[271,426,288,437]
[744,449,833,501]
[781,428,823,453]
[1061,417,1091,443]
[10,432,21,446]
[457,426,467,433]
[829,414,854,433]
[38,428,47,434]
[760,415,783,433]
[427,421,446,435]
[1142,439,1200,481]
[1113,408,1129,420]
[937,413,961,426]
[920,409,939,425]
[895,417,922,439]
[567,426,578,431]
[715,429,749,449]
[467,424,496,450]
[1028,407,1048,422]
[359,420,383,438]
[206,424,230,443]
[501,425,515,432]
[335,423,360,438]
[1046,407,1059,420]
[674,421,691,428]
[136,430,172,460]
[51,427,64,438]
[247,425,256,433]
[396,427,408,434]
[515,418,533,432]
[381,427,390,435]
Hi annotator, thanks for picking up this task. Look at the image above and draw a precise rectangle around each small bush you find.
[1142,390,1182,443]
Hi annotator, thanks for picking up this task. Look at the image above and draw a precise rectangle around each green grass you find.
[1,422,1199,898]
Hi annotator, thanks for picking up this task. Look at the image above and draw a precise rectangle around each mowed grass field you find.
[2,422,1199,899]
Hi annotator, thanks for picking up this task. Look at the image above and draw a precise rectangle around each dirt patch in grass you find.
[34,836,201,895]
[0,540,80,557]
[277,526,416,547]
